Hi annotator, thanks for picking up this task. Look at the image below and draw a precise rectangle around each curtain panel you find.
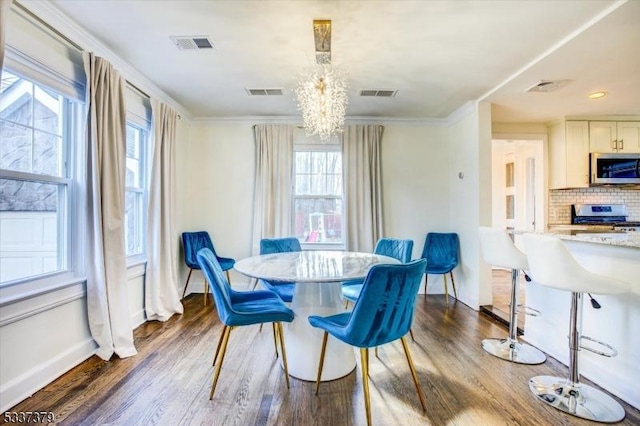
[341,124,384,253]
[83,52,137,360]
[145,99,183,321]
[251,124,294,255]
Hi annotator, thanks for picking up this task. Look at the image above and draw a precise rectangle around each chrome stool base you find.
[481,338,546,364]
[529,375,625,423]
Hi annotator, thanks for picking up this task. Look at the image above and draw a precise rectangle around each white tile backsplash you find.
[548,187,640,224]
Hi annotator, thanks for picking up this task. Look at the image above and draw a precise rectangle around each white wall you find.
[447,102,493,309]
[179,122,456,294]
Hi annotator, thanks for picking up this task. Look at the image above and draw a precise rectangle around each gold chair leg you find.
[182,269,193,299]
[315,332,329,395]
[210,325,232,400]
[276,322,290,389]
[250,278,258,290]
[400,336,427,411]
[212,325,229,366]
[450,271,458,301]
[374,347,378,359]
[272,323,279,359]
[344,299,350,309]
[360,348,372,426]
[443,274,449,306]
[225,270,231,284]
[204,278,209,306]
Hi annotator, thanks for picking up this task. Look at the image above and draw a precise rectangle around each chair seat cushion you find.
[260,280,294,303]
[218,257,236,271]
[341,284,363,302]
[226,290,294,326]
[425,263,456,274]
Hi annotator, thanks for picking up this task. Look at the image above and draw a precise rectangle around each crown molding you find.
[14,0,191,119]
[190,115,449,127]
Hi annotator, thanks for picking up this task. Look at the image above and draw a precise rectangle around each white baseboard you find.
[131,308,146,329]
[0,338,97,412]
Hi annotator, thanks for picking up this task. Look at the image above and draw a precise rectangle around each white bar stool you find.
[478,227,546,364]
[523,233,631,423]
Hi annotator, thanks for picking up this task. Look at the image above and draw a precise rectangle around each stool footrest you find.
[580,335,618,358]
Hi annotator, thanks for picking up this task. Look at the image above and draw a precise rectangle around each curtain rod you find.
[14,1,180,119]
[14,1,83,51]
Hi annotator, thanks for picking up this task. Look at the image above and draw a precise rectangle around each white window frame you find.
[0,69,85,296]
[292,142,345,251]
[124,122,148,261]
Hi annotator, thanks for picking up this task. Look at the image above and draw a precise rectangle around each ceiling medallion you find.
[295,19,349,142]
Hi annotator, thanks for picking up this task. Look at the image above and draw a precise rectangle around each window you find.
[124,123,147,257]
[293,145,343,247]
[0,70,79,284]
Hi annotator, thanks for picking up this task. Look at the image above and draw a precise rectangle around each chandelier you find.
[295,20,349,142]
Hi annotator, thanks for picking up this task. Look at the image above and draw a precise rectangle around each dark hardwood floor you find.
[5,293,639,425]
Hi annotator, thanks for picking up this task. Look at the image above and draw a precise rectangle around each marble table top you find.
[234,250,401,283]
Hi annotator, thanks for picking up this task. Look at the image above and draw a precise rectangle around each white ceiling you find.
[46,0,640,123]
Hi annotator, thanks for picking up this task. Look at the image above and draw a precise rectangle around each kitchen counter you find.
[547,229,640,249]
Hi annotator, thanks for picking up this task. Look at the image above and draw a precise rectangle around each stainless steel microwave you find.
[590,153,640,185]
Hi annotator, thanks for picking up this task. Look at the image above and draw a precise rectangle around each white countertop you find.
[545,230,640,249]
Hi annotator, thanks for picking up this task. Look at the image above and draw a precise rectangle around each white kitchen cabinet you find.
[549,121,589,189]
[590,121,640,153]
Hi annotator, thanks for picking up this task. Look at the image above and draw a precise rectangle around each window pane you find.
[34,131,61,176]
[126,124,143,188]
[0,178,63,283]
[125,190,143,256]
[33,86,63,135]
[1,73,33,127]
[0,120,32,173]
[295,152,312,174]
[293,198,342,243]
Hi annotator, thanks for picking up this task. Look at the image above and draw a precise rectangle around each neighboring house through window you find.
[0,70,79,284]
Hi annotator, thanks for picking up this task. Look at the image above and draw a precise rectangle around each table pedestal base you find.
[284,281,356,381]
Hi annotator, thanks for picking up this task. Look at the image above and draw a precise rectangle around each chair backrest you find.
[374,238,414,263]
[420,232,459,268]
[196,248,234,325]
[260,237,302,255]
[182,231,216,269]
[347,259,427,347]
[478,227,528,270]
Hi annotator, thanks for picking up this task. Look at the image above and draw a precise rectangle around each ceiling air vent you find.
[170,36,215,50]
[359,89,398,97]
[525,80,571,93]
[245,88,284,96]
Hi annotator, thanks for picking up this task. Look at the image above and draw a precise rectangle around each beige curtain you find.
[341,124,384,253]
[0,0,12,71]
[145,99,183,321]
[84,52,137,360]
[251,124,294,254]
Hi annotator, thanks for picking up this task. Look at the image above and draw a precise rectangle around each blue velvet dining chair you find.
[258,237,302,303]
[182,231,236,305]
[341,237,414,304]
[196,248,294,400]
[420,232,459,305]
[309,259,428,426]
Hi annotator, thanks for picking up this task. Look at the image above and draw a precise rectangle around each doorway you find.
[483,138,545,329]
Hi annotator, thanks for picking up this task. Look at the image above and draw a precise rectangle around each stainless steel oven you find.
[590,153,640,185]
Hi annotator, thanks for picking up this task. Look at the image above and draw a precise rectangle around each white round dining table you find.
[233,250,401,381]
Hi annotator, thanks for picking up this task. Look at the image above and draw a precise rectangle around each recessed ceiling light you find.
[588,91,607,99]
